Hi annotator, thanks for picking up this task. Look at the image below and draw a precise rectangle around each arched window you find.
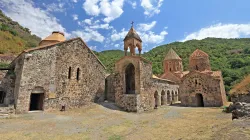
[196,65,198,70]
[125,63,135,94]
[77,68,80,81]
[68,67,71,79]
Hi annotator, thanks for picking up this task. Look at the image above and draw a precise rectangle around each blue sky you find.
[1,0,250,52]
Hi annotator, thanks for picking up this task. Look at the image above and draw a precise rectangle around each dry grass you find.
[230,74,250,95]
[0,103,249,140]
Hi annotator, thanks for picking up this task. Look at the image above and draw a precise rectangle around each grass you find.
[230,74,250,94]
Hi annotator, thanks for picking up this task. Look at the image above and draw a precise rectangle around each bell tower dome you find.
[123,22,142,56]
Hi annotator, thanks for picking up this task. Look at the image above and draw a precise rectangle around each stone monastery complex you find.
[0,25,227,114]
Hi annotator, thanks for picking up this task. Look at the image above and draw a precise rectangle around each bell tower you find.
[124,22,142,56]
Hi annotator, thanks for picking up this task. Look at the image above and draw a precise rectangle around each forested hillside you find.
[0,9,41,55]
[96,38,250,92]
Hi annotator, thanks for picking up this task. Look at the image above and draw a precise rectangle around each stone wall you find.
[113,56,179,112]
[12,38,106,113]
[53,39,106,110]
[231,93,250,103]
[189,57,211,71]
[180,72,226,107]
[106,74,116,102]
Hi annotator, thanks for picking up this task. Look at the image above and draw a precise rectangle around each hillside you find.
[97,38,250,92]
[0,9,41,55]
[230,75,250,95]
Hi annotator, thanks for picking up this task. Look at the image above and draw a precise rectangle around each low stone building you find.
[107,26,179,112]
[0,31,106,114]
[161,49,227,107]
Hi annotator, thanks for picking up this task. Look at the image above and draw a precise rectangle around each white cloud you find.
[71,0,78,3]
[82,0,101,16]
[83,0,125,23]
[183,23,250,41]
[44,2,66,13]
[71,28,105,42]
[89,46,97,50]
[84,18,92,25]
[129,1,137,9]
[110,27,168,44]
[141,0,163,17]
[72,14,78,20]
[110,28,128,41]
[90,23,111,29]
[137,21,157,31]
[0,0,67,39]
[140,30,168,43]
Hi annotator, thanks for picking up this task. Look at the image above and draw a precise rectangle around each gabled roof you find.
[164,48,182,60]
[10,37,106,69]
[190,49,209,59]
[160,72,181,83]
[123,27,142,42]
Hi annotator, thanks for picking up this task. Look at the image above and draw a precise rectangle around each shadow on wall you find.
[94,88,105,103]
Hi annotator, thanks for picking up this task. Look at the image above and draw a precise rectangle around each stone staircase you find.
[0,105,15,118]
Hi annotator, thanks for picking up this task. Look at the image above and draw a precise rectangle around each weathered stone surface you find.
[110,56,179,112]
[231,93,250,103]
[231,102,250,120]
[180,71,227,107]
[0,38,106,114]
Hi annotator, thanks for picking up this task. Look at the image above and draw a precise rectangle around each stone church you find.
[0,31,106,113]
[0,26,227,114]
[161,48,227,107]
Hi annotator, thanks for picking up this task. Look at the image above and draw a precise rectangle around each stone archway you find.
[125,63,135,94]
[171,91,175,102]
[29,87,45,111]
[154,91,159,108]
[196,93,204,107]
[161,90,166,105]
[175,91,178,102]
[167,90,171,104]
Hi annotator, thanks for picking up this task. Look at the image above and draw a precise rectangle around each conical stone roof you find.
[190,49,209,59]
[123,27,142,42]
[164,48,182,60]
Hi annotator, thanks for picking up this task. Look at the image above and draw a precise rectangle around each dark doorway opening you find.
[29,93,44,111]
[196,93,204,107]
[161,91,166,105]
[154,91,159,109]
[0,91,6,104]
[125,63,135,94]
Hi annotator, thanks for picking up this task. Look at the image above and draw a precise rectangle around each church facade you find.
[161,48,227,107]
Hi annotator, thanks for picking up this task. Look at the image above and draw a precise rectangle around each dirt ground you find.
[0,102,250,140]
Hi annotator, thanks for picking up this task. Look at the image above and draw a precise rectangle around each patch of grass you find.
[0,62,9,68]
[108,134,122,140]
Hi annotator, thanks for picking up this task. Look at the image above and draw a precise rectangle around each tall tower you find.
[163,48,183,73]
[123,22,142,56]
[189,49,211,71]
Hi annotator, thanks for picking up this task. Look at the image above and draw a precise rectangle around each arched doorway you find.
[161,90,166,105]
[29,87,45,111]
[175,91,178,102]
[171,91,174,102]
[196,93,204,107]
[167,90,171,104]
[125,63,135,94]
[0,90,6,104]
[154,91,159,109]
